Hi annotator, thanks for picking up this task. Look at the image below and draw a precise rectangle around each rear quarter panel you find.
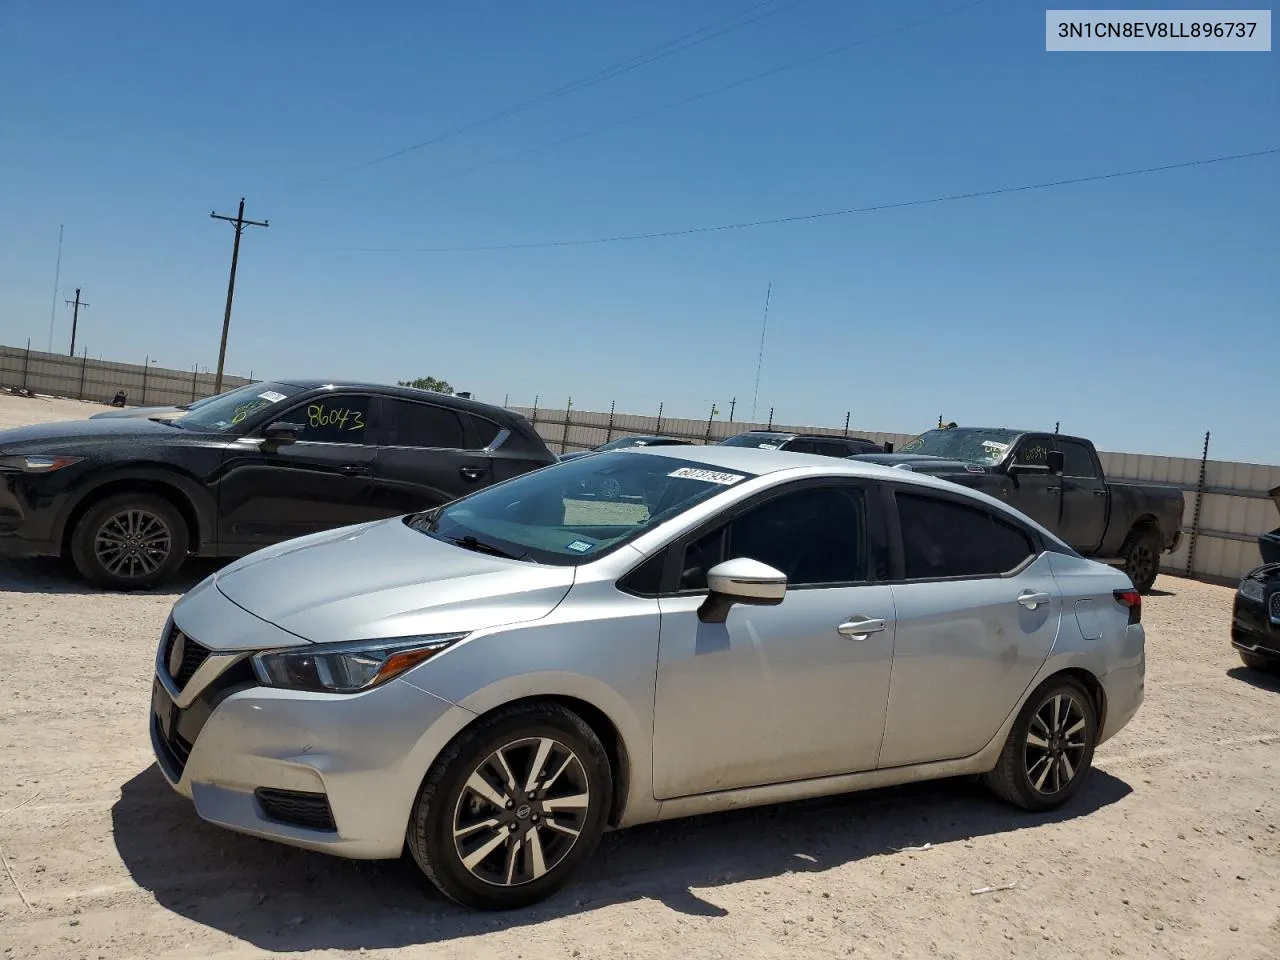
[1045,551,1145,742]
[1100,482,1184,555]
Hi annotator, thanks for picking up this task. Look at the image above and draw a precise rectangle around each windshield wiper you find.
[442,534,530,561]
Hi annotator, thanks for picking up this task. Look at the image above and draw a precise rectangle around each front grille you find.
[1269,591,1280,622]
[163,627,210,688]
[254,788,337,832]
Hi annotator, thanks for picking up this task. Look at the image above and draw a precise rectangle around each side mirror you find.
[262,421,301,446]
[699,558,788,624]
[1047,450,1065,475]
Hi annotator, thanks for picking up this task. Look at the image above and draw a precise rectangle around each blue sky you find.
[1,1,1276,462]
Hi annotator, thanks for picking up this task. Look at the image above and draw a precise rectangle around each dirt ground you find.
[0,394,1276,960]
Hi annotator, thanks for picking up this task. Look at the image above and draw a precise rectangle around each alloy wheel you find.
[1024,692,1089,796]
[452,736,591,887]
[94,509,173,579]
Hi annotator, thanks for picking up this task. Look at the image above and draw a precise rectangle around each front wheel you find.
[983,676,1098,812]
[69,492,189,590]
[407,702,613,910]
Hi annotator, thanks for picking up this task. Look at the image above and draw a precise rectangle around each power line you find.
[210,198,270,394]
[399,0,993,192]
[293,0,816,189]
[346,147,1279,254]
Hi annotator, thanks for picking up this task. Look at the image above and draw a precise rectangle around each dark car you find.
[852,426,1184,594]
[717,431,885,456]
[558,434,691,463]
[1233,562,1280,672]
[0,379,556,589]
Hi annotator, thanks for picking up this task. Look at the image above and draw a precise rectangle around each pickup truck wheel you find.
[69,492,189,591]
[1121,528,1161,594]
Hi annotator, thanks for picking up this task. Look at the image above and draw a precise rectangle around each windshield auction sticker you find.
[668,467,746,485]
[1046,10,1271,51]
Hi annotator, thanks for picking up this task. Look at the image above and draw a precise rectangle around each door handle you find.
[1045,486,1061,493]
[337,463,369,476]
[1092,489,1106,497]
[837,617,887,639]
[459,465,487,481]
[1017,591,1052,610]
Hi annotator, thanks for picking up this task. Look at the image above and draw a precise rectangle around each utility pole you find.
[210,198,269,394]
[65,288,89,356]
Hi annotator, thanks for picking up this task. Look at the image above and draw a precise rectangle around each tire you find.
[1239,651,1279,673]
[406,701,613,910]
[1121,527,1162,595]
[69,491,189,590]
[983,676,1098,812]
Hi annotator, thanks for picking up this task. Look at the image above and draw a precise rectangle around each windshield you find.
[177,381,304,432]
[718,433,789,450]
[412,452,757,565]
[896,428,1021,465]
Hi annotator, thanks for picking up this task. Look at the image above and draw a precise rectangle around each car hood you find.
[89,405,185,420]
[212,516,576,643]
[0,415,189,448]
[558,451,594,461]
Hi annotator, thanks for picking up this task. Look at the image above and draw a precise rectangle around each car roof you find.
[272,380,521,421]
[621,444,1073,548]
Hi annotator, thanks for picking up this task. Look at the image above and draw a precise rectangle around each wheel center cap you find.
[515,803,532,820]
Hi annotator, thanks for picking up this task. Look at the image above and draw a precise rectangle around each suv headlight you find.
[1238,579,1265,603]
[251,634,467,693]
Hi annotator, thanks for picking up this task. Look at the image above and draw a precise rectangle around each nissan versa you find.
[150,446,1145,910]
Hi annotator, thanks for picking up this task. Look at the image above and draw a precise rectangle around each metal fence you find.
[511,401,1280,586]
[0,341,253,408]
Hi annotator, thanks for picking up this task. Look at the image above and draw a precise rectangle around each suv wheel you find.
[69,492,189,590]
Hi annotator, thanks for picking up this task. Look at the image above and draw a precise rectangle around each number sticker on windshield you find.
[667,467,746,485]
[565,540,594,553]
[258,390,287,403]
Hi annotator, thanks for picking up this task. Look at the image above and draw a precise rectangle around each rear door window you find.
[1056,439,1098,478]
[896,492,1036,580]
[384,399,467,449]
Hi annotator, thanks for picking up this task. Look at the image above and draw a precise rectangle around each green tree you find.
[398,376,454,394]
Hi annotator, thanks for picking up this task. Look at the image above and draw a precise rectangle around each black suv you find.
[717,430,885,457]
[0,380,556,589]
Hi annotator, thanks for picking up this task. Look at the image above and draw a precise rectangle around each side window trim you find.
[271,393,376,447]
[646,477,889,597]
[882,483,1044,584]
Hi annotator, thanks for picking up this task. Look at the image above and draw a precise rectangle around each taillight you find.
[1113,588,1141,625]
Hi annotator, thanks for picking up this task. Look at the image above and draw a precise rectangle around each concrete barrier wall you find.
[512,405,1278,585]
[0,343,252,408]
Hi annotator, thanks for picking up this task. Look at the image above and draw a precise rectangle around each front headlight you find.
[251,634,467,693]
[0,455,83,473]
[1238,579,1265,603]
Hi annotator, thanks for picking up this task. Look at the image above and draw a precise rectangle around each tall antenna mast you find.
[750,281,771,423]
[47,225,64,352]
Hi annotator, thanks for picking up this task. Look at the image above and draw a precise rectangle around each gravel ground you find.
[0,394,1277,960]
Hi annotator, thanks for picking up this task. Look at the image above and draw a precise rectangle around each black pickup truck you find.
[853,426,1184,593]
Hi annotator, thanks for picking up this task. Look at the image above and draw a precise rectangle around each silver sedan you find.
[148,445,1145,910]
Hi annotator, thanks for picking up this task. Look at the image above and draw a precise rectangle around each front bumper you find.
[1232,591,1280,662]
[149,601,479,860]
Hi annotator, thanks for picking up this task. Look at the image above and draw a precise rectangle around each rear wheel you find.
[983,676,1098,812]
[1121,527,1162,595]
[69,492,189,590]
[406,702,612,910]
